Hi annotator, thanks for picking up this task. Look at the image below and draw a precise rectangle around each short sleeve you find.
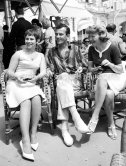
[111,44,121,65]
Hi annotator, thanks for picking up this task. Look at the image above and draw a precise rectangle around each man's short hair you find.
[56,23,70,35]
[31,19,40,26]
[106,23,116,32]
[3,25,9,30]
[15,6,24,15]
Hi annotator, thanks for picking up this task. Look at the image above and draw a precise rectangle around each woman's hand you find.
[101,59,123,73]
[91,66,103,73]
[101,59,111,67]
[27,76,37,83]
[16,76,27,83]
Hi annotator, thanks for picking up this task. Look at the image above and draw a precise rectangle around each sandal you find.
[87,119,98,134]
[108,126,117,140]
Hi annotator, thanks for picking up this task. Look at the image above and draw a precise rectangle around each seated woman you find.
[46,23,89,147]
[86,25,126,139]
[6,29,46,161]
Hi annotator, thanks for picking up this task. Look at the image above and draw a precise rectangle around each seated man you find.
[46,23,89,147]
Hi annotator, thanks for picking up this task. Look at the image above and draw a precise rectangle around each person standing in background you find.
[121,32,126,61]
[80,37,91,67]
[0,25,4,88]
[2,25,11,69]
[9,6,32,54]
[31,18,44,52]
[43,18,56,55]
[106,23,126,58]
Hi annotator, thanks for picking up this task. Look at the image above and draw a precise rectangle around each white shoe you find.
[62,130,74,147]
[74,118,89,134]
[31,142,39,151]
[20,140,34,161]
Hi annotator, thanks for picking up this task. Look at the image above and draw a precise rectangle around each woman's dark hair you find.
[86,25,109,42]
[24,29,41,41]
[56,23,70,35]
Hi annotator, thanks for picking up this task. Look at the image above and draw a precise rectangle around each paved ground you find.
[0,94,124,166]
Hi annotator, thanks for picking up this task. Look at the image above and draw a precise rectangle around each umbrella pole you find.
[4,0,11,32]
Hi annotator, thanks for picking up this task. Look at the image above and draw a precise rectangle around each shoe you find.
[87,119,98,134]
[31,142,39,151]
[62,130,74,147]
[74,118,89,134]
[20,140,34,161]
[108,126,117,140]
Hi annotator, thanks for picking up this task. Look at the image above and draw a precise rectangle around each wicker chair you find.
[1,70,54,145]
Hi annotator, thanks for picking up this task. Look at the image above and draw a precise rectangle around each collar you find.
[94,41,111,58]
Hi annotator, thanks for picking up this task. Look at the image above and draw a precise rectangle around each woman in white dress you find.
[6,29,46,161]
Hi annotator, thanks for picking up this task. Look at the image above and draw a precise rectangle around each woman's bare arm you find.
[7,52,20,79]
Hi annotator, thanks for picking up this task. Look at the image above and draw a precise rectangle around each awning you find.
[40,0,93,32]
[41,0,92,19]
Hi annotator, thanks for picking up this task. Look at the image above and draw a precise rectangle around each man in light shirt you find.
[44,18,56,49]
[106,23,126,58]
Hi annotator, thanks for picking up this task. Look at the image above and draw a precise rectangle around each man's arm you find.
[118,42,126,57]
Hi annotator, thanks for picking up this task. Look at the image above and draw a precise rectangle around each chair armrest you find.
[86,72,98,100]
[1,70,9,111]
[42,76,52,104]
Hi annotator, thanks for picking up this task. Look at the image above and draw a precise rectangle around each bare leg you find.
[91,78,108,121]
[88,78,108,133]
[104,90,115,127]
[30,95,41,144]
[20,99,32,154]
[104,90,117,139]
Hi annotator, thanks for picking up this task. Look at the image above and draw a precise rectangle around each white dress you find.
[97,61,126,96]
[6,50,45,108]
